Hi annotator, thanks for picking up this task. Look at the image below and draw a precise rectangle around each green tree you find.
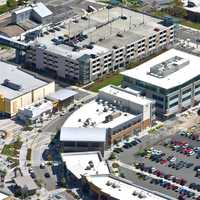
[6,0,17,8]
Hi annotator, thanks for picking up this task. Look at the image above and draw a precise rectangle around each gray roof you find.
[15,176,38,190]
[0,61,49,100]
[32,2,53,18]
[47,88,77,101]
[60,127,106,142]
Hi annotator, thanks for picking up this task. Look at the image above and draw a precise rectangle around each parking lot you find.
[112,121,200,199]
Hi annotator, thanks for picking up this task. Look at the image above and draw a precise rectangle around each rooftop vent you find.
[121,15,127,20]
[148,56,189,78]
[112,45,119,49]
[2,79,22,91]
[117,33,123,38]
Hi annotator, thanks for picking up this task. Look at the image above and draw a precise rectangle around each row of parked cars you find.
[134,163,197,199]
[164,138,200,157]
[178,131,200,141]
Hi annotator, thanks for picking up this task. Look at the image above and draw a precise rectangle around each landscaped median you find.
[1,140,22,157]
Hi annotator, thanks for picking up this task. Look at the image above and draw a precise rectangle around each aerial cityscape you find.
[0,0,200,199]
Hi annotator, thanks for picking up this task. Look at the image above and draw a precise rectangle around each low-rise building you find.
[60,85,154,152]
[11,2,53,24]
[0,61,55,117]
[17,99,53,124]
[121,49,200,118]
[85,174,175,200]
[46,88,77,111]
[61,151,110,181]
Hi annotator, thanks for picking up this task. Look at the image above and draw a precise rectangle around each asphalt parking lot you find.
[115,126,200,199]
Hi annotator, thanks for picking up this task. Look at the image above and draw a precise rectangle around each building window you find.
[152,94,164,102]
[182,88,191,95]
[182,95,191,102]
[169,94,179,101]
[169,101,178,108]
[155,102,163,109]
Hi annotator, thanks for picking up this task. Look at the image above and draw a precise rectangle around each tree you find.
[167,0,187,18]
[6,0,17,8]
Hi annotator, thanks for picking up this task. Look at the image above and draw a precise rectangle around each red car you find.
[160,159,168,165]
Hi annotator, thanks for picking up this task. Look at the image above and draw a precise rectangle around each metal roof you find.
[32,2,53,18]
[47,88,77,101]
[0,61,50,100]
[60,127,106,142]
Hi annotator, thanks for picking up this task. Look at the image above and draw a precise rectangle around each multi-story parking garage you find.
[25,6,174,84]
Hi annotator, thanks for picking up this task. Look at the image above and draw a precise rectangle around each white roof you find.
[62,100,137,130]
[87,175,173,200]
[32,2,52,18]
[60,127,106,142]
[185,5,200,13]
[61,151,110,179]
[121,49,200,90]
[19,99,53,118]
[47,88,77,101]
[99,85,153,106]
[14,6,32,15]
[0,62,50,100]
[0,193,9,200]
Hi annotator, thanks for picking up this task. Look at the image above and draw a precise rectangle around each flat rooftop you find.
[61,151,110,179]
[62,100,137,129]
[121,49,200,90]
[32,6,168,59]
[87,175,174,200]
[60,127,106,142]
[0,62,50,100]
[99,85,153,106]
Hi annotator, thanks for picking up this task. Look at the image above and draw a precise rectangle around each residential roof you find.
[86,175,175,200]
[14,176,38,191]
[32,2,53,18]
[47,88,77,101]
[60,127,106,142]
[121,49,200,90]
[61,151,110,179]
[0,62,51,100]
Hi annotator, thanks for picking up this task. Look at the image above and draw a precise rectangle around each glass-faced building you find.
[121,49,200,118]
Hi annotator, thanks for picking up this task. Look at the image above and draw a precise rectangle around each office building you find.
[25,6,174,84]
[0,61,55,116]
[60,85,154,151]
[121,49,200,118]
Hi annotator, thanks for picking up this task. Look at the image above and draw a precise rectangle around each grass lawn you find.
[152,10,200,30]
[86,73,123,92]
[26,148,32,161]
[86,48,168,92]
[7,157,19,168]
[2,141,22,157]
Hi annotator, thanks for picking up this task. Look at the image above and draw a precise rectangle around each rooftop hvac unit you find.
[2,79,22,91]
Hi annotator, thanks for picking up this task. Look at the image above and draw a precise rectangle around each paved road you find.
[19,143,29,176]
